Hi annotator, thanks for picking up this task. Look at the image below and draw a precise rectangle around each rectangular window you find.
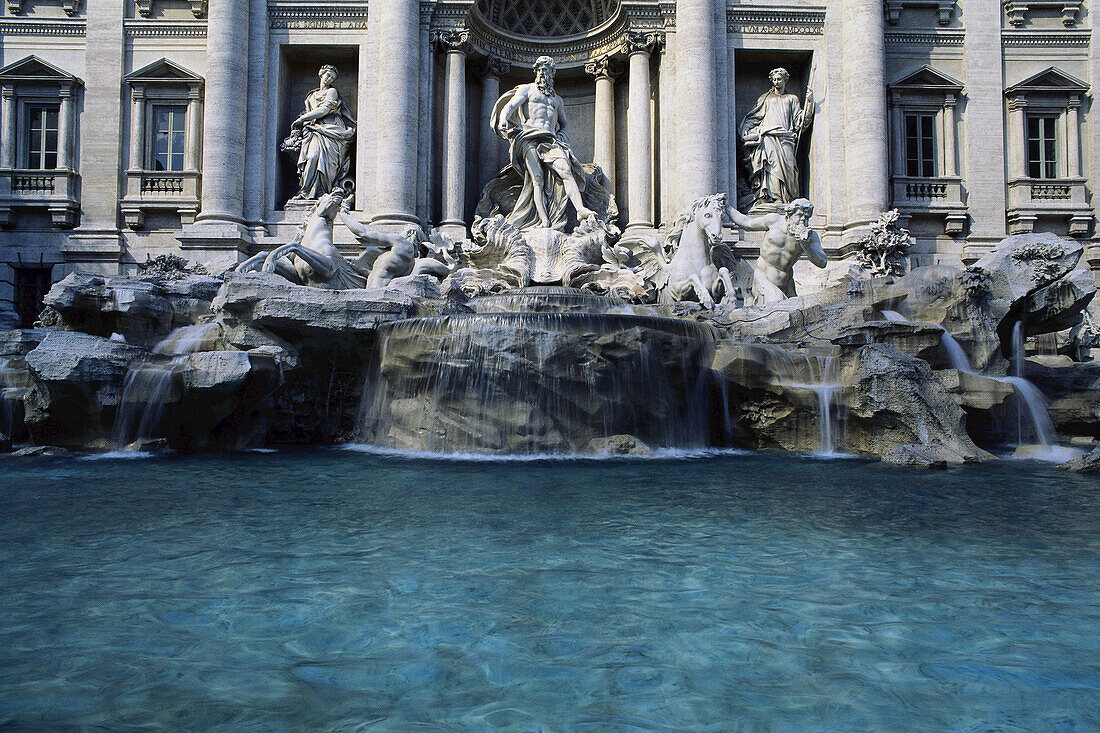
[152,105,187,172]
[904,113,936,178]
[24,105,59,170]
[1027,115,1059,179]
[13,267,52,329]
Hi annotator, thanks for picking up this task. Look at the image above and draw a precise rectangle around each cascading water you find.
[762,349,843,455]
[0,357,32,442]
[358,288,720,455]
[112,323,220,449]
[883,310,1062,457]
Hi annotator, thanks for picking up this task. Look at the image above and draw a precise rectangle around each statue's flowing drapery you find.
[295,87,356,199]
[739,90,802,207]
[490,88,586,231]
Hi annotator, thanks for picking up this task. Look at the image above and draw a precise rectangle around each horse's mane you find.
[666,193,726,250]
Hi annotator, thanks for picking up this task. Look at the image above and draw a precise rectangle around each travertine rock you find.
[214,272,417,343]
[42,272,222,347]
[1060,446,1100,473]
[23,331,149,448]
[840,345,988,463]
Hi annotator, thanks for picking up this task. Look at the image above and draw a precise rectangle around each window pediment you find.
[126,58,203,87]
[1005,67,1089,98]
[889,66,964,94]
[0,55,82,89]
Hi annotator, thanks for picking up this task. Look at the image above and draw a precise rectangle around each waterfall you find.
[0,357,31,442]
[112,323,220,449]
[358,289,720,455]
[764,349,843,456]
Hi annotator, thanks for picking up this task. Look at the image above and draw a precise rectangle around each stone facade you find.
[1,0,1098,325]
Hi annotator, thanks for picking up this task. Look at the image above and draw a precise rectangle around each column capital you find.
[1067,95,1082,109]
[585,56,622,81]
[621,30,663,56]
[476,56,510,80]
[431,29,470,55]
[1007,97,1028,112]
[131,85,145,101]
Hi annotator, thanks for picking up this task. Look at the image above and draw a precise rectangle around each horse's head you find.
[688,193,726,245]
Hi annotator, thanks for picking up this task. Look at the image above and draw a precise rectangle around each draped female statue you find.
[282,65,356,200]
[738,67,813,211]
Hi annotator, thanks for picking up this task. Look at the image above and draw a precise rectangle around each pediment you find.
[1006,67,1089,96]
[126,58,203,85]
[0,55,81,85]
[889,65,963,92]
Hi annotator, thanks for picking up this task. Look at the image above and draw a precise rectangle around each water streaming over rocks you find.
[358,288,721,454]
[112,323,220,448]
[757,348,843,455]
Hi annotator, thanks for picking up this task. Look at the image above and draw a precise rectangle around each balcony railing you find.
[890,175,966,235]
[0,169,80,228]
[121,169,201,229]
[1007,177,1092,236]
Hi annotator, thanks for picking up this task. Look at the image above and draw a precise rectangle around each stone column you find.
[58,85,74,170]
[186,87,202,172]
[371,0,421,226]
[128,86,145,170]
[890,96,905,177]
[195,0,249,224]
[477,57,508,193]
[435,30,470,231]
[674,0,718,203]
[1008,98,1027,179]
[2,84,16,169]
[585,56,619,192]
[963,0,1006,251]
[624,32,661,230]
[1067,96,1082,177]
[942,95,957,177]
[840,0,889,230]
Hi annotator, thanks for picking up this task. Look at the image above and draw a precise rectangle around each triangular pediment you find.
[125,58,203,85]
[1006,67,1089,95]
[0,55,81,84]
[889,65,964,92]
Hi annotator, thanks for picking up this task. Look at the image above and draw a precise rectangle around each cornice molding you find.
[0,18,85,36]
[124,20,207,38]
[1002,29,1090,47]
[885,30,964,46]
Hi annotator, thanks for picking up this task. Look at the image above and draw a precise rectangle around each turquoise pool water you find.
[1,449,1098,731]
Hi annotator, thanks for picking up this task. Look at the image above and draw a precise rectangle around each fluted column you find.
[196,0,249,224]
[371,0,421,225]
[435,30,470,229]
[841,0,889,229]
[477,57,508,193]
[0,85,13,170]
[128,86,145,170]
[585,56,619,192]
[674,2,717,203]
[624,32,661,230]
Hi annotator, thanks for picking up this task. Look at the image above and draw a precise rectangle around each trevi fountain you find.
[1,11,1099,731]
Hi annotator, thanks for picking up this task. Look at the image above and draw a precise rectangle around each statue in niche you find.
[281,65,356,201]
[738,67,814,212]
[488,55,596,231]
[725,198,827,305]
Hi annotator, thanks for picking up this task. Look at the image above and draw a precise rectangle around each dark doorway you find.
[14,267,52,328]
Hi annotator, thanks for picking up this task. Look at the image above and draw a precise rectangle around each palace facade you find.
[1,0,1098,324]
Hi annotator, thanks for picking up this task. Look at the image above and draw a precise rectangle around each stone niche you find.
[733,50,813,208]
[275,45,359,211]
